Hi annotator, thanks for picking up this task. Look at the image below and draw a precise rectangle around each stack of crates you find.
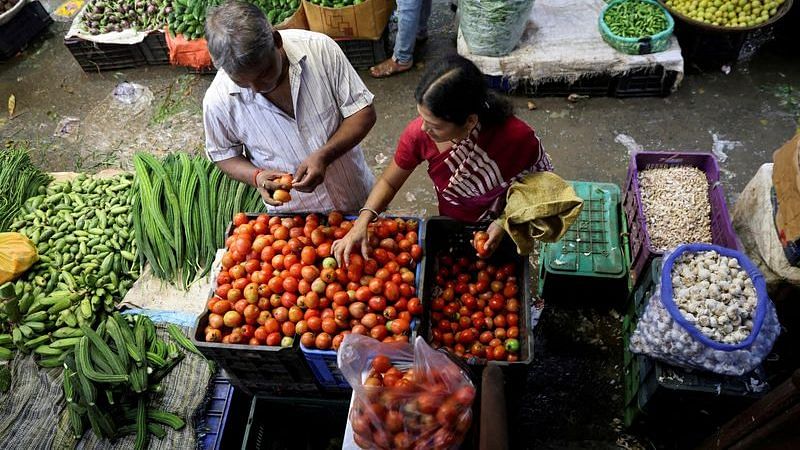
[622,257,770,427]
[537,181,632,305]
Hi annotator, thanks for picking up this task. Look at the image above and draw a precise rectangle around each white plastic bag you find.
[630,244,780,376]
[459,0,535,56]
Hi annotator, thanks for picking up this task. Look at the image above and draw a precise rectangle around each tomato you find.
[284,254,300,269]
[382,281,400,302]
[233,213,248,227]
[304,291,320,309]
[505,338,520,353]
[361,313,378,329]
[493,314,507,328]
[351,324,367,335]
[243,304,260,323]
[208,313,224,329]
[317,243,332,258]
[307,316,322,332]
[272,225,289,241]
[332,290,350,306]
[319,317,336,334]
[489,296,506,311]
[320,268,336,284]
[389,318,410,335]
[324,282,342,301]
[257,310,271,325]
[214,283,232,299]
[349,302,367,319]
[205,329,222,342]
[503,283,519,298]
[282,276,298,293]
[370,325,388,341]
[281,321,296,337]
[300,332,315,348]
[263,332,280,346]
[315,333,332,349]
[368,296,387,312]
[253,326,269,343]
[402,299,420,318]
[223,311,242,328]
[355,286,372,302]
[368,278,384,295]
[383,306,397,320]
[479,331,494,344]
[493,344,507,360]
[273,306,289,323]
[494,328,507,340]
[508,326,520,339]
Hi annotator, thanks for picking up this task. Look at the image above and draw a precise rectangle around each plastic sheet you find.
[458,0,534,56]
[339,335,475,450]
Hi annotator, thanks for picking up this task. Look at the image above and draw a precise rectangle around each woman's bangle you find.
[358,207,380,222]
[252,169,263,188]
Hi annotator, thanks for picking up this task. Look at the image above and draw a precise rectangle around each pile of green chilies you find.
[604,0,669,38]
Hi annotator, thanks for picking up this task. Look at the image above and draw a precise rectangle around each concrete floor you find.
[1,0,799,448]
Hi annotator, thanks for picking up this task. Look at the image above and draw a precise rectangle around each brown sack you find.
[772,133,800,242]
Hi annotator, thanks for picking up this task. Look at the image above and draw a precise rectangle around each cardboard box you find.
[275,5,309,31]
[773,133,800,242]
[303,0,394,40]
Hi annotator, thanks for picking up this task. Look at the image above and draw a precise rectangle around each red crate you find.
[623,151,738,287]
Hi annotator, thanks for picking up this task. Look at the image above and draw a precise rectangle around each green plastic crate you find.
[538,181,631,303]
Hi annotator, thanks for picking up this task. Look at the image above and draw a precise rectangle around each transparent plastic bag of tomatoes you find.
[339,334,476,450]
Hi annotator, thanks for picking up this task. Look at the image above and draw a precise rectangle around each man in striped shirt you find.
[202,1,376,213]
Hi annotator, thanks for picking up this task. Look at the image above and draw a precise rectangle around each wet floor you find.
[1,0,799,448]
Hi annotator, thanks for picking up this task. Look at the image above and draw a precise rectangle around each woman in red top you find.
[333,55,552,265]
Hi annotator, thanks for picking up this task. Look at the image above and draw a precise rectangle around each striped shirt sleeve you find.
[321,37,375,118]
[203,97,243,162]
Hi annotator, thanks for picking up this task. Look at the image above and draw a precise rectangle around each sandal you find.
[369,58,413,79]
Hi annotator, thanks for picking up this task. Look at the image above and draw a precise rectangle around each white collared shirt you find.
[203,29,375,213]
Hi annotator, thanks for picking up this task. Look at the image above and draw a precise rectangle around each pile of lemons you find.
[663,0,786,27]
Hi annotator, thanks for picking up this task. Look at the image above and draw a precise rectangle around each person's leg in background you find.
[370,0,431,78]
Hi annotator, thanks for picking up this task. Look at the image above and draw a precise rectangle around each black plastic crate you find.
[419,217,534,376]
[335,27,389,70]
[65,31,169,72]
[192,312,320,397]
[242,395,350,450]
[65,37,148,72]
[486,66,677,98]
[0,1,53,60]
[140,32,170,65]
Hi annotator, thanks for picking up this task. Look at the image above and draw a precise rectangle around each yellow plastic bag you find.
[0,232,38,284]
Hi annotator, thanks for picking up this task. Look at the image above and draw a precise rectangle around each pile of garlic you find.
[672,250,755,344]
[638,166,712,251]
[630,249,781,376]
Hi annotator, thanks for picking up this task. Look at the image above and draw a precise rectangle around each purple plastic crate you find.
[623,151,738,287]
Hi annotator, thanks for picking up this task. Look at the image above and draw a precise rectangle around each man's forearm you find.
[317,105,377,164]
[215,156,260,187]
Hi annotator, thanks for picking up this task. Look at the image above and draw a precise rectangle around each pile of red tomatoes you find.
[350,354,475,449]
[202,212,423,350]
[429,255,524,362]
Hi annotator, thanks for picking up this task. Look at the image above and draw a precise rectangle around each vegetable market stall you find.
[458,0,685,97]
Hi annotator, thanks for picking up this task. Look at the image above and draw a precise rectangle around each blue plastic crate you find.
[300,215,426,391]
[197,374,243,450]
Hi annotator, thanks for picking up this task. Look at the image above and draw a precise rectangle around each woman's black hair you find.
[415,54,513,127]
